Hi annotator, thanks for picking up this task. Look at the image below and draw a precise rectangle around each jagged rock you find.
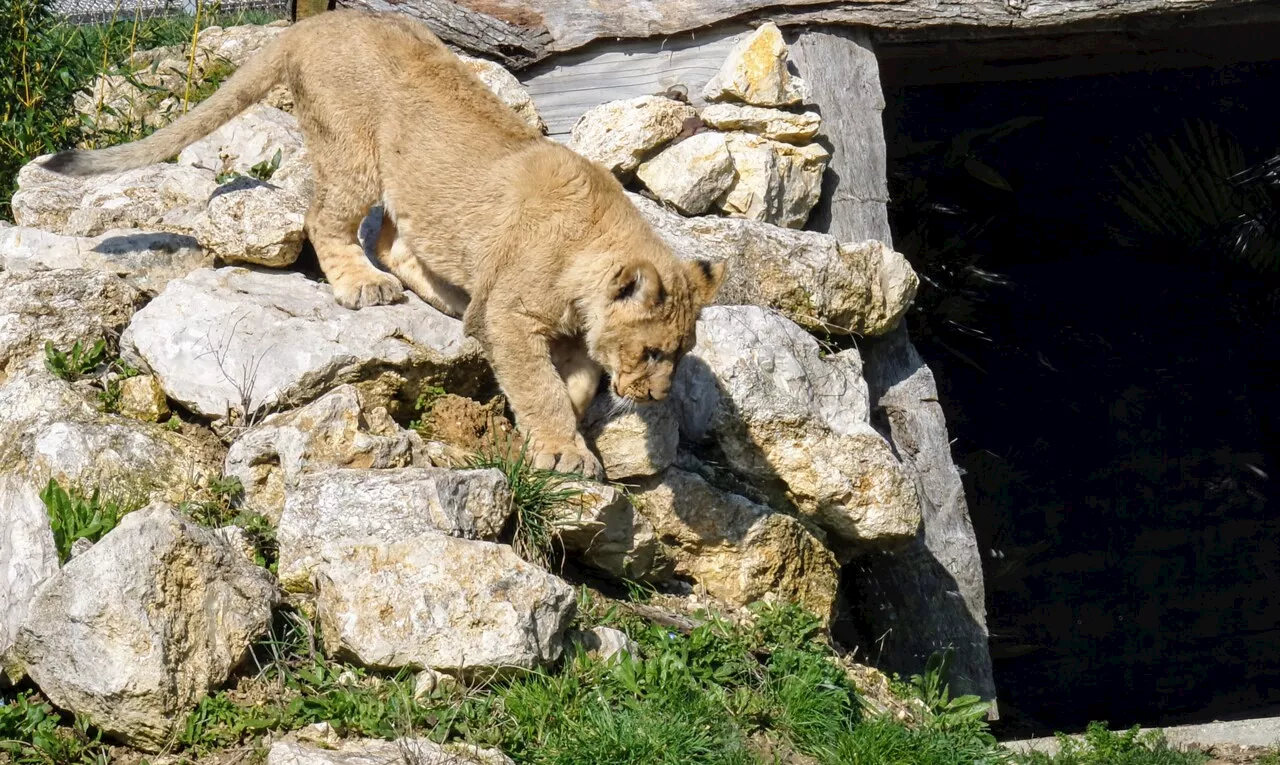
[568,96,697,175]
[117,375,169,423]
[672,306,922,551]
[630,193,917,336]
[196,22,288,68]
[313,532,575,676]
[178,104,305,181]
[12,158,217,237]
[0,268,144,374]
[11,506,277,750]
[121,268,488,419]
[703,23,809,107]
[195,179,308,267]
[698,103,821,144]
[550,482,670,581]
[0,359,222,504]
[635,132,736,215]
[0,225,212,293]
[225,385,427,522]
[277,467,513,591]
[582,397,678,480]
[0,475,59,683]
[717,132,829,229]
[568,626,639,663]
[268,738,513,765]
[460,55,546,133]
[633,469,839,620]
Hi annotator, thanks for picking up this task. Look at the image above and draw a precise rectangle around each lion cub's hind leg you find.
[373,212,470,318]
[551,339,603,420]
[301,143,404,309]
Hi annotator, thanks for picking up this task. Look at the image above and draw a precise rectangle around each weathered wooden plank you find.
[443,0,1262,55]
[293,0,331,21]
[337,0,552,68]
[787,26,891,244]
[520,29,748,140]
[855,324,999,712]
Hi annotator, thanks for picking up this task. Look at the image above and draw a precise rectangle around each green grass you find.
[0,594,1214,765]
[467,437,584,565]
[43,339,108,381]
[1018,723,1206,765]
[1,0,282,219]
[38,477,143,563]
[181,474,279,572]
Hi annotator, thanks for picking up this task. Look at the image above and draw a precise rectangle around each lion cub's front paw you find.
[529,434,604,480]
[333,269,405,309]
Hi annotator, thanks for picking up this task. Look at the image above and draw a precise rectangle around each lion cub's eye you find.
[644,347,663,363]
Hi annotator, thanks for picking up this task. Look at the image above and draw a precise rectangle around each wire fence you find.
[50,0,289,26]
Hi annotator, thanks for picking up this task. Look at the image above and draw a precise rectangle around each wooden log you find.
[293,0,330,21]
[337,0,553,69]
[436,0,1267,57]
[787,26,892,244]
[520,28,748,140]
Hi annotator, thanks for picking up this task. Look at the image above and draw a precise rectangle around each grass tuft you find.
[467,437,583,566]
[38,477,142,563]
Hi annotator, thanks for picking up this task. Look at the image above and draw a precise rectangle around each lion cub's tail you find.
[41,32,290,177]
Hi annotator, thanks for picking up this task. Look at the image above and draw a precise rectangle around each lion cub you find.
[43,9,725,478]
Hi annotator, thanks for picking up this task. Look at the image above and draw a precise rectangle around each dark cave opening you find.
[878,39,1280,737]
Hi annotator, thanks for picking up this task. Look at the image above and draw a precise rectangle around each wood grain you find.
[338,0,552,68]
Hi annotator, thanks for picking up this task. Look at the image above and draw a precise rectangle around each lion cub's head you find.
[587,256,727,402]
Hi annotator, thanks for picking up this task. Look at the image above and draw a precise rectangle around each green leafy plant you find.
[182,474,277,571]
[39,478,138,563]
[909,651,995,737]
[407,383,449,436]
[95,358,140,413]
[0,690,108,765]
[43,339,107,381]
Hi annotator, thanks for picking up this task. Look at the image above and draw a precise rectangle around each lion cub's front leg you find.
[485,314,604,480]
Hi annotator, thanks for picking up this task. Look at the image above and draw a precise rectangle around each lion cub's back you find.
[283,10,536,146]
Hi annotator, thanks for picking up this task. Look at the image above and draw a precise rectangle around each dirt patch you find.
[419,394,522,459]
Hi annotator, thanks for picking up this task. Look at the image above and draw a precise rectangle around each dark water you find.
[881,60,1280,735]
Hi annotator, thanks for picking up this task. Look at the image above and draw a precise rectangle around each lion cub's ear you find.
[685,259,727,307]
[610,262,665,307]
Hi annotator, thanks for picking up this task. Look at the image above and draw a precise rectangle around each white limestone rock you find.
[10,506,277,750]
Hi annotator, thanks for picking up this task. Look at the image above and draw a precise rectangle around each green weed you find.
[43,339,107,381]
[0,690,108,765]
[182,475,277,571]
[39,477,140,563]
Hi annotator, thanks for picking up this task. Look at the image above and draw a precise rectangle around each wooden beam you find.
[787,25,892,244]
[434,0,1265,57]
[293,0,330,21]
[337,0,553,68]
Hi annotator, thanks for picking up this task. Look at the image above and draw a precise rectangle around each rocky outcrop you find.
[0,475,59,683]
[672,306,921,552]
[269,738,513,765]
[0,268,143,373]
[569,96,697,175]
[313,532,576,677]
[702,23,809,107]
[0,226,211,293]
[698,103,821,144]
[716,132,829,229]
[11,506,277,749]
[630,192,917,337]
[636,132,736,215]
[581,397,679,480]
[633,469,839,621]
[550,482,670,581]
[277,467,512,590]
[224,385,427,521]
[121,268,488,419]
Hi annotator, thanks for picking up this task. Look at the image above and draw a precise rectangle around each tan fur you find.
[43,10,727,478]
